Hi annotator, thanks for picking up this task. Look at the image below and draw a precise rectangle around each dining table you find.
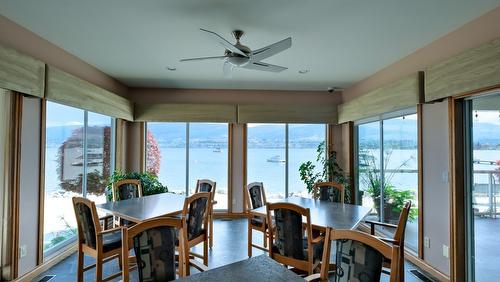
[95,192,187,223]
[176,255,305,281]
[250,196,372,231]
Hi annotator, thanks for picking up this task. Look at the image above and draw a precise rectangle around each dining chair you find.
[178,192,211,275]
[365,201,412,282]
[72,197,123,282]
[266,202,324,275]
[121,217,186,282]
[245,182,269,257]
[195,179,216,248]
[312,181,345,203]
[306,228,400,282]
[111,179,143,226]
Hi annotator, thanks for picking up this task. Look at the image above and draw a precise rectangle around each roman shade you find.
[45,65,133,120]
[0,44,45,98]
[237,104,336,124]
[425,37,500,102]
[338,73,422,123]
[134,103,237,123]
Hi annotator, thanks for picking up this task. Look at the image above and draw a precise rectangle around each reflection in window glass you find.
[288,124,326,197]
[44,102,84,255]
[247,124,286,200]
[189,123,229,210]
[358,121,381,212]
[146,122,186,194]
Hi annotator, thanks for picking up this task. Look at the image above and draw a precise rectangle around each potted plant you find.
[359,150,417,223]
[299,142,351,203]
[105,170,168,201]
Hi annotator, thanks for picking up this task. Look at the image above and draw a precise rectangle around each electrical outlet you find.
[442,245,449,258]
[441,171,449,183]
[19,245,27,258]
[424,236,430,248]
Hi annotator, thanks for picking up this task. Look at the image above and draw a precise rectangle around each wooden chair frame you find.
[72,197,122,282]
[121,217,186,281]
[311,228,400,282]
[312,181,345,204]
[266,202,323,275]
[195,179,216,248]
[365,201,411,282]
[180,192,211,275]
[245,182,269,257]
[111,179,143,226]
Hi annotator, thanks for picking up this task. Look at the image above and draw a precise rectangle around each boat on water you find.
[267,155,285,163]
[213,147,222,153]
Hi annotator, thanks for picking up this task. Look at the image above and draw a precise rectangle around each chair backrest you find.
[267,202,313,263]
[72,197,101,250]
[182,192,210,241]
[112,179,143,201]
[313,181,345,203]
[320,228,400,282]
[246,182,266,210]
[121,217,184,282]
[394,201,412,243]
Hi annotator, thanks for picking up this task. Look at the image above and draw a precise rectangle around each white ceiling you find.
[1,0,499,91]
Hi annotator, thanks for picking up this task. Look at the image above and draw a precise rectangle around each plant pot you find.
[372,197,401,224]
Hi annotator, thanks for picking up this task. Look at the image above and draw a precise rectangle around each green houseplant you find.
[105,170,168,201]
[299,142,351,203]
[359,150,417,223]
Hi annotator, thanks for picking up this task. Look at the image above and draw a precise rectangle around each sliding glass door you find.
[465,92,500,281]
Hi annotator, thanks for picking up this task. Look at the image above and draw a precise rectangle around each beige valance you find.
[237,104,336,124]
[135,103,237,123]
[45,65,133,120]
[425,37,500,102]
[338,73,422,123]
[0,44,45,97]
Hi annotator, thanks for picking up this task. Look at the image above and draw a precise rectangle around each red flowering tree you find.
[146,130,161,175]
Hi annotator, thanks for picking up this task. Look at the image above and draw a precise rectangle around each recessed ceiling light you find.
[298,69,309,74]
[166,67,177,71]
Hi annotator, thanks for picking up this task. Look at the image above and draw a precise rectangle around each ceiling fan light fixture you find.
[298,69,309,74]
[166,66,177,71]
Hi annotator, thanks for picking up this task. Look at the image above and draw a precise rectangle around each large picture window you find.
[43,102,114,258]
[356,110,419,252]
[146,122,229,210]
[247,123,326,200]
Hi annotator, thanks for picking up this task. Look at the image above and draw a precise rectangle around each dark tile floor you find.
[33,219,438,282]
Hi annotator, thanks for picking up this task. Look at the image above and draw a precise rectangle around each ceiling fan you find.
[180,28,292,77]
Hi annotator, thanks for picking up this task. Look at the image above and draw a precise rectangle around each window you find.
[247,123,326,200]
[146,122,229,210]
[356,111,419,252]
[43,102,114,257]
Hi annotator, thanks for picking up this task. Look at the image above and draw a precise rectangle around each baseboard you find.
[213,212,247,219]
[14,244,77,282]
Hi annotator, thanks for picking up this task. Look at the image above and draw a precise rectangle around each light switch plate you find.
[424,236,430,248]
[19,245,27,258]
[443,245,449,258]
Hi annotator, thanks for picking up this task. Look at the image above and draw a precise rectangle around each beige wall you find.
[230,124,245,213]
[421,100,451,275]
[129,88,341,106]
[124,122,144,173]
[18,97,41,276]
[342,6,500,102]
[0,15,128,97]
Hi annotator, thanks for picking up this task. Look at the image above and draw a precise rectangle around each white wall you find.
[18,97,41,276]
[422,101,450,275]
[231,124,245,213]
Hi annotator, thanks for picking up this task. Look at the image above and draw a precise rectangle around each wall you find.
[421,100,451,275]
[0,15,128,97]
[124,122,143,173]
[230,124,245,213]
[342,6,500,102]
[128,88,341,106]
[18,97,41,276]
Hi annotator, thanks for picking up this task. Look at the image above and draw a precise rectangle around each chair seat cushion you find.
[174,229,206,246]
[272,237,323,261]
[102,230,122,253]
[250,216,265,227]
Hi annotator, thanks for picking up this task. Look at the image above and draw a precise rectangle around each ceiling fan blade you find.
[180,55,227,62]
[200,28,248,57]
[251,37,292,61]
[223,61,233,78]
[243,61,287,73]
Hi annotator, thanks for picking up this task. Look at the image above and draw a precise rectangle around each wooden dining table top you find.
[250,196,372,231]
[96,192,186,223]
